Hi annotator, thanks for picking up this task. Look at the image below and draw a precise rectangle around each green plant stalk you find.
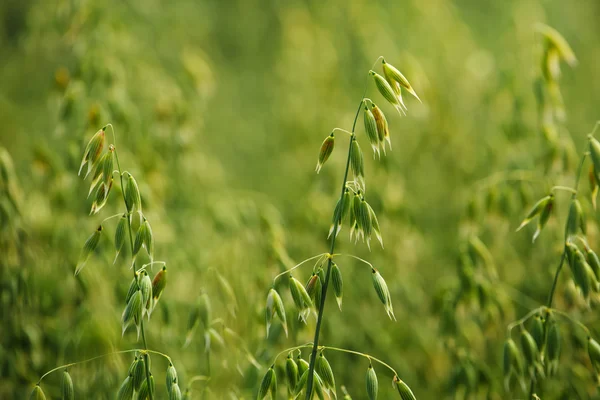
[529,152,587,399]
[305,93,366,398]
[114,149,154,400]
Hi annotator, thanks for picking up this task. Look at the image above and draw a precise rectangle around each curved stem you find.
[137,260,167,273]
[339,254,375,269]
[530,150,588,398]
[332,128,353,137]
[187,375,211,386]
[305,58,379,397]
[37,348,171,384]
[100,213,124,224]
[271,343,314,366]
[546,250,567,308]
[321,345,398,376]
[114,142,154,400]
[549,308,591,336]
[272,254,328,285]
[550,185,577,195]
[506,307,543,336]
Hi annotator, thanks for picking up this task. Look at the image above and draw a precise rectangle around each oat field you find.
[2,1,600,399]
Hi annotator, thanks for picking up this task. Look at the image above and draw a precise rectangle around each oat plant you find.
[258,57,420,399]
[30,125,181,400]
[503,26,600,399]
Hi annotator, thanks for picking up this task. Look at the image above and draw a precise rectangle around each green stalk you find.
[114,148,154,400]
[529,152,587,399]
[304,88,368,398]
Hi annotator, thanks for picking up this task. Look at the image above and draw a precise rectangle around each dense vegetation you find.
[2,0,600,398]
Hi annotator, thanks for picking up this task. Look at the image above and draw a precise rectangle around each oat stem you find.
[37,349,171,384]
[530,150,587,399]
[272,253,328,285]
[506,306,543,336]
[550,185,577,195]
[110,124,155,400]
[305,57,382,398]
[339,253,375,269]
[549,308,591,336]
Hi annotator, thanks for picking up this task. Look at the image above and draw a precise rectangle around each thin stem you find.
[321,345,399,376]
[474,170,541,191]
[187,375,211,386]
[530,149,588,397]
[305,58,380,397]
[506,307,543,336]
[272,254,328,285]
[37,348,171,384]
[546,250,567,308]
[550,186,577,195]
[137,260,167,273]
[549,308,591,336]
[271,343,313,366]
[332,128,353,136]
[100,213,123,224]
[114,141,154,400]
[339,254,375,269]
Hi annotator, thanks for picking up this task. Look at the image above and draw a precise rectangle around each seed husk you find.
[366,202,383,248]
[125,173,142,213]
[571,248,592,299]
[546,320,560,376]
[350,137,365,189]
[382,59,421,102]
[132,357,146,390]
[316,133,335,174]
[360,198,373,248]
[589,337,600,373]
[140,271,153,312]
[371,268,396,320]
[30,384,46,400]
[590,135,600,181]
[332,262,343,310]
[114,214,127,263]
[586,248,600,281]
[537,24,577,67]
[75,225,103,275]
[166,363,178,395]
[266,288,287,337]
[316,352,336,395]
[137,374,155,400]
[516,194,552,233]
[295,369,309,396]
[364,106,380,156]
[257,367,275,400]
[61,370,74,400]
[366,364,378,400]
[297,355,309,377]
[116,375,134,400]
[370,70,405,115]
[151,266,168,310]
[286,354,299,393]
[169,383,182,400]
[88,152,113,196]
[393,375,416,400]
[590,165,599,209]
[125,273,140,304]
[90,178,113,214]
[122,289,143,337]
[531,315,545,350]
[370,104,390,152]
[565,198,584,239]
[79,128,105,178]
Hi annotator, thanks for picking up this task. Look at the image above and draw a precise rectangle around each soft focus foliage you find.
[1,0,600,398]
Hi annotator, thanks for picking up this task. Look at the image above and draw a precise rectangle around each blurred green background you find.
[2,0,600,398]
